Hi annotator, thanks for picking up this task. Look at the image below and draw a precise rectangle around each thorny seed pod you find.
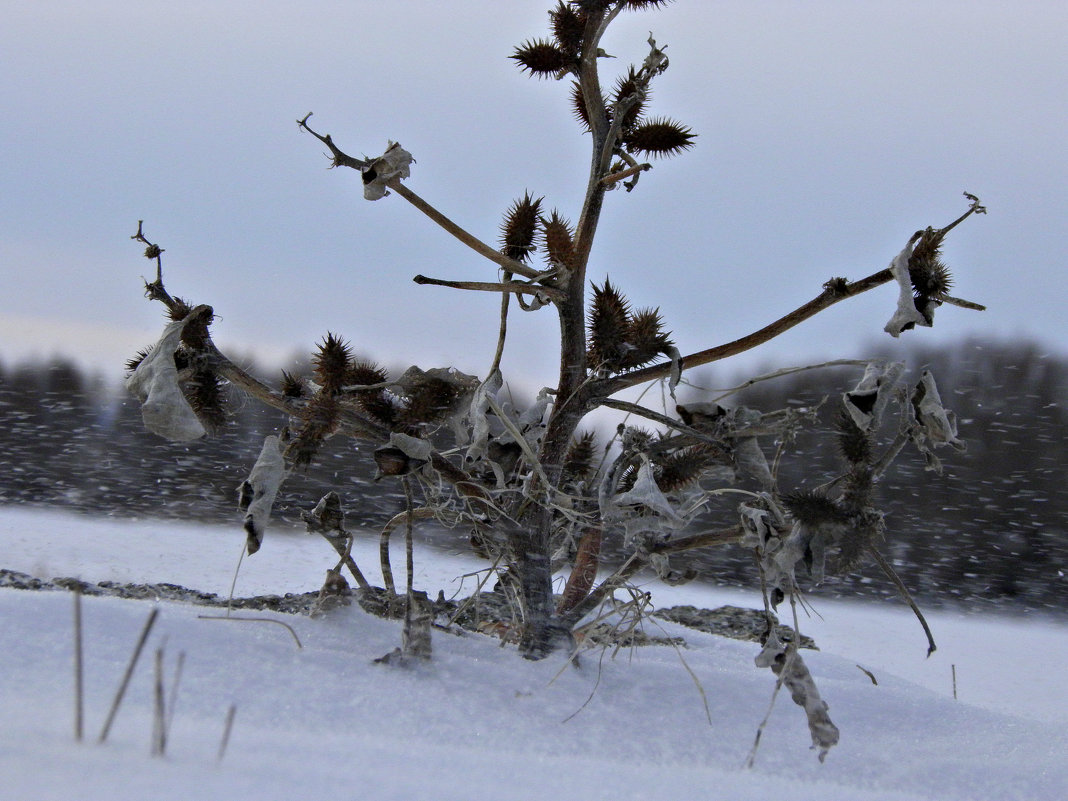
[623,117,696,158]
[562,431,597,485]
[839,463,875,519]
[143,244,162,259]
[587,278,632,369]
[400,376,460,427]
[654,444,722,492]
[313,333,353,394]
[345,359,397,425]
[612,66,649,131]
[280,370,305,399]
[511,38,571,78]
[572,0,611,12]
[184,365,226,433]
[621,307,673,369]
[569,81,599,132]
[125,348,151,375]
[542,210,576,272]
[835,409,874,466]
[500,193,543,263]
[347,359,388,388]
[167,297,194,322]
[549,2,585,56]
[831,508,884,575]
[360,392,399,428]
[781,490,848,528]
[908,227,954,324]
[908,228,954,298]
[288,393,339,468]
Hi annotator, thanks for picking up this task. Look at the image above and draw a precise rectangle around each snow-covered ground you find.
[2,506,1065,800]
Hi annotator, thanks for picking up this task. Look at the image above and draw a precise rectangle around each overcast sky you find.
[3,1,1065,392]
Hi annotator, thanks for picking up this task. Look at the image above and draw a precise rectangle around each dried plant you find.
[124,2,988,759]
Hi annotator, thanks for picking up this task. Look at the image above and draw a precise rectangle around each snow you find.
[2,506,1066,800]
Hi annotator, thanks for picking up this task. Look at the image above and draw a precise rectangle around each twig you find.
[217,704,237,762]
[72,586,84,742]
[152,647,166,756]
[856,664,878,685]
[559,553,644,628]
[413,274,566,302]
[99,607,159,744]
[197,615,303,649]
[403,478,416,601]
[703,359,873,402]
[488,276,511,378]
[164,651,185,743]
[444,555,506,630]
[227,541,245,615]
[952,664,958,700]
[379,507,436,596]
[600,199,986,398]
[745,589,805,769]
[296,116,540,279]
[651,525,745,555]
[387,180,542,279]
[600,162,650,187]
[561,646,609,724]
[869,546,936,657]
[939,294,986,311]
[597,397,725,444]
[602,270,902,395]
[871,430,911,482]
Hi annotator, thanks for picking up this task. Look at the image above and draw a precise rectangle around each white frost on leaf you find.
[739,497,785,549]
[515,386,553,436]
[362,142,413,200]
[238,435,286,555]
[389,432,432,463]
[908,370,966,473]
[734,434,774,490]
[665,345,682,400]
[755,630,840,762]
[883,237,929,337]
[125,319,205,442]
[463,370,503,460]
[842,361,904,431]
[914,370,965,450]
[614,457,683,527]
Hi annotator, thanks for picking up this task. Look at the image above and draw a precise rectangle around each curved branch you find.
[598,268,899,396]
[387,181,542,280]
[297,114,542,281]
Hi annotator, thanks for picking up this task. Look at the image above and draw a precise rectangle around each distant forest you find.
[1,339,1064,615]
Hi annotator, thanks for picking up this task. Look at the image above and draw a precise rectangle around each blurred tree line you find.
[1,339,1064,614]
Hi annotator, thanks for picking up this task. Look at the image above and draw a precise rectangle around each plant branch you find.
[601,162,650,187]
[297,113,541,280]
[598,263,984,397]
[597,397,720,443]
[387,180,542,280]
[869,546,937,657]
[413,274,566,302]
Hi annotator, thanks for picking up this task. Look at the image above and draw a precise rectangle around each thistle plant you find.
[125,1,986,758]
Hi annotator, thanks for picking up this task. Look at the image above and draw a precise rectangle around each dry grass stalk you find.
[217,704,237,762]
[98,607,159,744]
[72,586,84,742]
